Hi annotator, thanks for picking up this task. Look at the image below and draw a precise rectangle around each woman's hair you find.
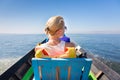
[45,16,65,35]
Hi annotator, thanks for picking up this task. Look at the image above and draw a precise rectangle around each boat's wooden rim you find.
[87,53,120,80]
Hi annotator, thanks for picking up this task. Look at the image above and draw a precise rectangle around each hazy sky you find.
[0,0,120,34]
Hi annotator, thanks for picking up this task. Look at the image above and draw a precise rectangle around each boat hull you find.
[0,48,120,80]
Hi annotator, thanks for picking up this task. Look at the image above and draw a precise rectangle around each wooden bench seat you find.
[32,58,92,80]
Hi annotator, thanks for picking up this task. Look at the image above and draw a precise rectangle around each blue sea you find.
[0,34,120,75]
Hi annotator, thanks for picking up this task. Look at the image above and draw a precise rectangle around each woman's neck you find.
[47,37,61,46]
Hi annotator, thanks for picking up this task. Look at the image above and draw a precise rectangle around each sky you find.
[0,0,120,34]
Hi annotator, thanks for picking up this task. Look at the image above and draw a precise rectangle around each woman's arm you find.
[65,42,75,47]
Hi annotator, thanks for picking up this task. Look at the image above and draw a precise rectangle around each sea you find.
[0,34,120,75]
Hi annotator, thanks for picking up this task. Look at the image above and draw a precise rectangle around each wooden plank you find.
[95,71,103,79]
[89,71,97,80]
[82,59,92,80]
[32,58,41,80]
[70,61,83,80]
[87,53,120,80]
[91,64,100,75]
[22,67,33,80]
[42,64,56,80]
[32,58,92,80]
[59,65,69,80]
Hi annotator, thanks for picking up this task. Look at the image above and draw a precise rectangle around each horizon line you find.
[0,33,120,35]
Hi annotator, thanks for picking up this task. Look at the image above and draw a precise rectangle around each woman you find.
[35,16,76,58]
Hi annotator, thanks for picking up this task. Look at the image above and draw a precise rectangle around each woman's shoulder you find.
[35,43,47,50]
[65,42,75,47]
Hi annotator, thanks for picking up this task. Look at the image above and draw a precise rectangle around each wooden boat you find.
[0,40,120,80]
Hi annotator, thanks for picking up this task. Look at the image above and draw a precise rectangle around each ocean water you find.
[0,34,120,75]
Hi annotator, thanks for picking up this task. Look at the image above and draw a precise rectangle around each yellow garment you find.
[65,47,76,58]
[35,49,50,58]
[35,46,76,58]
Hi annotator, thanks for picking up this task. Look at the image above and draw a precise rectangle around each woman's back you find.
[35,16,76,58]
